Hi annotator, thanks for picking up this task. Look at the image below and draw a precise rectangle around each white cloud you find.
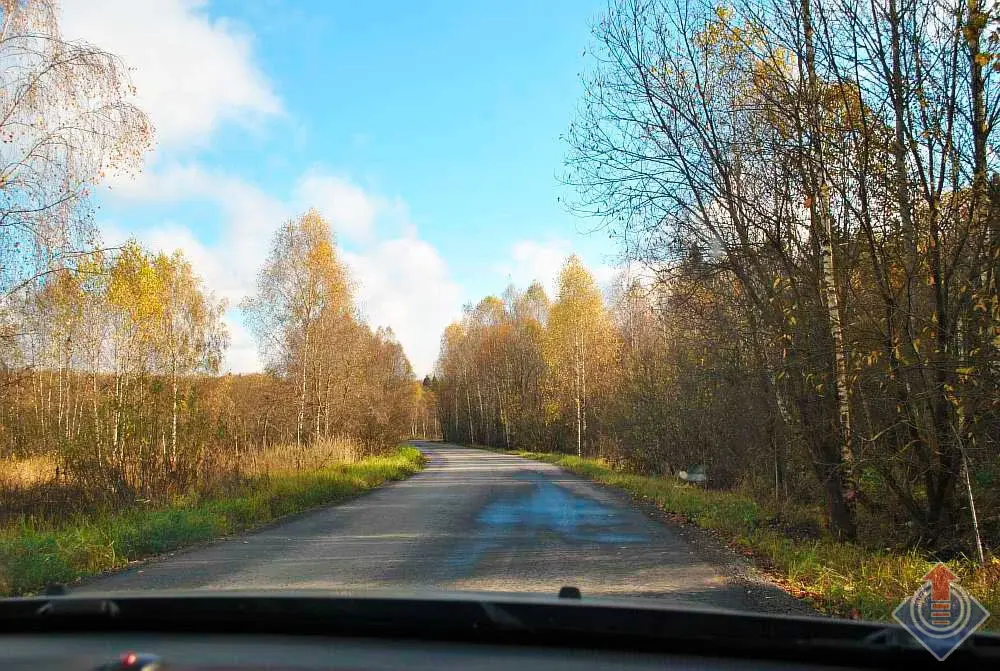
[294,171,377,241]
[495,238,572,296]
[105,163,285,304]
[104,163,459,376]
[144,223,244,304]
[59,1,461,376]
[497,238,644,300]
[222,314,261,374]
[593,260,656,301]
[60,0,281,149]
[345,236,462,377]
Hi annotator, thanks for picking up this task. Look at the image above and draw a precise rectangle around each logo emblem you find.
[893,563,990,660]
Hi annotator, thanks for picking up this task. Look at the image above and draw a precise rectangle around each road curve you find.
[80,443,799,612]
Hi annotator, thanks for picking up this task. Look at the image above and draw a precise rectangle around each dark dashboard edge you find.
[0,593,993,669]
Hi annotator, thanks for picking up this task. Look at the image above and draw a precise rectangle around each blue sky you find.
[60,0,621,375]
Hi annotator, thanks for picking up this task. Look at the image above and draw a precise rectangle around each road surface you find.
[80,443,804,612]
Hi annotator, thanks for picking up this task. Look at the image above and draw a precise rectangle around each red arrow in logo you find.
[923,563,959,602]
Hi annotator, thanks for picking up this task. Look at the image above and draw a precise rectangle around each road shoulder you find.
[467,445,819,617]
[590,477,819,616]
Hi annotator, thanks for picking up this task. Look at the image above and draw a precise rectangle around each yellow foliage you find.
[544,255,620,425]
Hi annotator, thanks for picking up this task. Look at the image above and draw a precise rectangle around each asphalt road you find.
[80,443,805,612]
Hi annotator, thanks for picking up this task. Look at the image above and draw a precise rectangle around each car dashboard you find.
[0,592,993,670]
[0,632,882,671]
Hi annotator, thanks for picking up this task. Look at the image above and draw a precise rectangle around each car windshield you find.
[0,0,997,651]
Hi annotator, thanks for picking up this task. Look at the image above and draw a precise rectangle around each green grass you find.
[499,449,1000,629]
[0,446,426,595]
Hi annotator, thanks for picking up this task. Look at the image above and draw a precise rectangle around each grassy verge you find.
[497,448,999,628]
[0,445,425,595]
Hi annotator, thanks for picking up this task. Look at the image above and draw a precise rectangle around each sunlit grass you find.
[0,455,59,488]
[0,445,426,596]
[241,436,365,475]
[506,449,1000,630]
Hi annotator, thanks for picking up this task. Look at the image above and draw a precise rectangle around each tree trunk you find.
[821,459,858,540]
[496,381,510,448]
[170,357,178,471]
[297,325,310,448]
[581,332,587,454]
[476,383,487,445]
[465,380,475,443]
[92,351,101,465]
[800,0,856,537]
[575,394,582,457]
[575,333,582,457]
[961,447,985,566]
[818,205,855,501]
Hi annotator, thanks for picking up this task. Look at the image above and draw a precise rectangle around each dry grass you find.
[0,455,59,488]
[0,455,103,526]
[245,437,363,476]
[0,436,381,526]
[0,445,426,595]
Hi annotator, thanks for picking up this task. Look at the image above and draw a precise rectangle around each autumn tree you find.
[242,210,416,452]
[411,376,440,439]
[435,281,552,449]
[435,258,619,458]
[544,256,618,456]
[242,210,352,447]
[0,1,419,515]
[0,0,152,325]
[0,0,154,483]
[559,0,1000,548]
[152,251,228,469]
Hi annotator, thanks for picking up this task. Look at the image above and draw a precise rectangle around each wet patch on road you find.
[446,472,649,572]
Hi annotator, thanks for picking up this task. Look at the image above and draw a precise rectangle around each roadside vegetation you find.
[431,0,1000,622]
[0,2,432,596]
[0,205,427,592]
[0,443,425,595]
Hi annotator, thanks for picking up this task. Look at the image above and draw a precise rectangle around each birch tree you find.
[152,251,228,469]
[0,0,152,313]
[544,256,618,457]
[242,211,352,447]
